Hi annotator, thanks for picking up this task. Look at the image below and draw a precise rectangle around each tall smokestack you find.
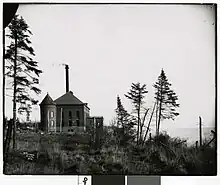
[65,64,69,92]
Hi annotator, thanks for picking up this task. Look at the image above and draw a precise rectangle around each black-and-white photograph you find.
[2,3,217,175]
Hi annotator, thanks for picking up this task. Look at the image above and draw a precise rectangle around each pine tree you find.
[116,95,128,128]
[125,82,148,145]
[115,95,135,144]
[5,14,42,149]
[153,69,179,136]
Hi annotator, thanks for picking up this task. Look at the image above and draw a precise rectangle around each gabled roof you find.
[40,93,56,105]
[55,91,86,105]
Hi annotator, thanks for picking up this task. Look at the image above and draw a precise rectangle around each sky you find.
[4,4,216,141]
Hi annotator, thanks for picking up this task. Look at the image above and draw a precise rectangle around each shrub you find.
[4,130,217,175]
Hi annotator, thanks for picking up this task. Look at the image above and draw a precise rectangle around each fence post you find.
[199,116,203,147]
[195,141,198,149]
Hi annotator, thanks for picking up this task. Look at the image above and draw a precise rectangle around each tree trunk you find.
[199,116,202,147]
[155,98,159,136]
[140,108,149,144]
[12,32,17,150]
[3,28,6,154]
[122,119,126,144]
[143,101,156,144]
[137,107,140,145]
[4,119,13,163]
[157,87,162,137]
[3,28,6,131]
[157,100,162,136]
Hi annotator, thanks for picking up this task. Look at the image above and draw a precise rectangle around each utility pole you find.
[199,116,203,147]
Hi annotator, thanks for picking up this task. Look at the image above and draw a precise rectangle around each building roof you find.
[40,93,56,105]
[55,91,88,106]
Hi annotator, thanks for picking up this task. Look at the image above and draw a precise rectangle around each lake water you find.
[147,125,215,145]
[163,127,215,145]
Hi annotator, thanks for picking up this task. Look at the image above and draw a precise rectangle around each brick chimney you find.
[65,64,69,93]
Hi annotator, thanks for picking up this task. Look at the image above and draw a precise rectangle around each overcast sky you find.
[5,4,215,141]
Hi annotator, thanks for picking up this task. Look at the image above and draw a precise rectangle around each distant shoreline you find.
[164,127,215,145]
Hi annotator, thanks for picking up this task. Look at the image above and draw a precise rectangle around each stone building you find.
[39,64,103,133]
[39,91,91,133]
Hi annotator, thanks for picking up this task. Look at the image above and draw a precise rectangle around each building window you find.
[76,110,80,119]
[75,110,80,127]
[51,120,54,127]
[50,111,54,118]
[69,111,72,118]
[76,120,80,127]
[69,111,72,126]
[69,120,73,126]
[62,111,64,127]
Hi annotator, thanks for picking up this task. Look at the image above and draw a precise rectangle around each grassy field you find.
[4,129,217,175]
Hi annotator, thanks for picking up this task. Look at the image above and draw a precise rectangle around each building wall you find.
[86,116,104,144]
[40,105,56,132]
[56,105,85,132]
[84,105,90,129]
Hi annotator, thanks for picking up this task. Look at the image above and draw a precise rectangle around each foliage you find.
[153,69,179,135]
[5,14,42,114]
[115,96,136,145]
[125,82,148,144]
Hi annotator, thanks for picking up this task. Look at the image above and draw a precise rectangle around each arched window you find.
[69,111,72,119]
[51,120,54,127]
[76,110,80,119]
[76,110,80,126]
[69,111,72,126]
[50,111,54,118]
[62,111,64,127]
[76,120,80,127]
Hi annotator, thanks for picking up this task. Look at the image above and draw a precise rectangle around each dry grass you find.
[3,130,217,175]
